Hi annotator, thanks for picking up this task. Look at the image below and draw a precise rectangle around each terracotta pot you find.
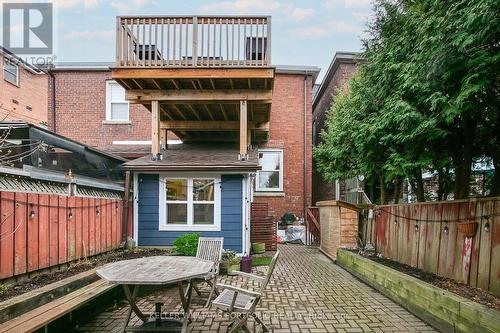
[457,221,478,237]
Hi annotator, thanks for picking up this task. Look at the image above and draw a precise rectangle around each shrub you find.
[173,233,200,256]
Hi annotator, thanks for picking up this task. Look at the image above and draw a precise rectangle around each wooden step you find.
[0,279,116,333]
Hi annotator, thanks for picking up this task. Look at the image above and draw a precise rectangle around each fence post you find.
[192,16,198,66]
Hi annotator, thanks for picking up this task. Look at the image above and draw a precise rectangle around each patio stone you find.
[76,245,437,332]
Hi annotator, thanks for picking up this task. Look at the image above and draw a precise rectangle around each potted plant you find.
[252,242,266,254]
[220,250,240,274]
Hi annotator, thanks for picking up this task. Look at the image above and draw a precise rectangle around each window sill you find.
[254,191,285,197]
[4,79,19,87]
[159,225,221,232]
[102,120,131,125]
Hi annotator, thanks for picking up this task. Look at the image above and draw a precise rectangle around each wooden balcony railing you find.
[116,16,271,68]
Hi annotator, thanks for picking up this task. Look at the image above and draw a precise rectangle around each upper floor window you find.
[3,58,19,86]
[256,149,283,192]
[105,80,129,121]
[159,176,221,231]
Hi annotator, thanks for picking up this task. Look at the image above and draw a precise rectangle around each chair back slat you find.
[196,237,224,274]
[259,250,280,294]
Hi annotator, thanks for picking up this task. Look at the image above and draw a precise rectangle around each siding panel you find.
[138,174,243,252]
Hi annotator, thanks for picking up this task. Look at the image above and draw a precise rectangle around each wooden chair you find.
[191,237,224,306]
[211,250,280,333]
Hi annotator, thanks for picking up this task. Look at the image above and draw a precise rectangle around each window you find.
[159,176,221,231]
[256,149,283,191]
[105,80,129,121]
[3,57,19,86]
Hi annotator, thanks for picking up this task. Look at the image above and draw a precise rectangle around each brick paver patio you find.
[77,245,437,332]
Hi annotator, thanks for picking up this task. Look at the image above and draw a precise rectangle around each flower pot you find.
[457,221,478,237]
[252,242,266,254]
[227,263,240,275]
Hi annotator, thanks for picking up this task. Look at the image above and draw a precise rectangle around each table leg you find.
[123,285,148,324]
[178,280,194,333]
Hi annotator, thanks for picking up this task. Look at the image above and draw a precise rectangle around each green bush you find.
[173,233,200,256]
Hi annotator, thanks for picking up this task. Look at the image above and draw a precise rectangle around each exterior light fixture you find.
[484,222,490,232]
[443,225,449,234]
[414,224,419,232]
[68,209,73,220]
[29,210,35,219]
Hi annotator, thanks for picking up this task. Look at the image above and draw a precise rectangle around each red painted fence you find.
[362,197,500,296]
[0,191,132,280]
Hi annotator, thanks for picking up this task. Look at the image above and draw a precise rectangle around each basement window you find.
[159,175,221,231]
[256,149,283,192]
[3,57,19,86]
[105,80,129,121]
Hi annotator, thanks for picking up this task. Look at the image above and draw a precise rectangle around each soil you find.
[0,248,171,302]
[360,252,500,311]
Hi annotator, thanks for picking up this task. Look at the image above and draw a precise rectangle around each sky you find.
[2,0,374,82]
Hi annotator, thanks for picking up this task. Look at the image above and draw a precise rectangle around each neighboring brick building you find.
[0,48,49,127]
[312,52,361,204]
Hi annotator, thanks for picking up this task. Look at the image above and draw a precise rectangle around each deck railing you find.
[116,16,271,68]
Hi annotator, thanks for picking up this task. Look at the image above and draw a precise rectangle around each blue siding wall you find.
[137,174,243,252]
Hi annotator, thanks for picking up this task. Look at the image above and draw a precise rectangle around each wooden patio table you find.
[96,256,213,333]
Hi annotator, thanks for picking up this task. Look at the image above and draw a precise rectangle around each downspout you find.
[303,73,308,219]
[48,65,56,132]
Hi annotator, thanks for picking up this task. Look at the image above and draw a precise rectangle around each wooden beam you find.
[125,89,273,102]
[112,67,275,80]
[160,120,267,131]
[151,100,160,156]
[240,100,248,157]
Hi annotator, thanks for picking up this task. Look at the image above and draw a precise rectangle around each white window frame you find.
[3,57,19,86]
[105,80,129,121]
[256,148,284,192]
[159,174,221,231]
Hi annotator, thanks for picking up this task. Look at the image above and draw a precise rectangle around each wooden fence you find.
[0,191,132,280]
[362,197,500,296]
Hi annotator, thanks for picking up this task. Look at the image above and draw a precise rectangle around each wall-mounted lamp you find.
[484,222,490,232]
[443,225,449,234]
[414,224,419,232]
[68,209,73,220]
[29,210,36,219]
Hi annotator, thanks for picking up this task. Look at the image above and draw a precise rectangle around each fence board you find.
[14,192,27,275]
[490,199,500,295]
[58,196,67,264]
[67,197,76,261]
[0,192,15,279]
[82,198,89,259]
[75,197,82,260]
[49,195,59,267]
[27,193,39,272]
[38,195,50,270]
[89,198,95,256]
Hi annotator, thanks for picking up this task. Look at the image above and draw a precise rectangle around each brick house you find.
[0,47,49,127]
[46,16,319,252]
[312,52,361,204]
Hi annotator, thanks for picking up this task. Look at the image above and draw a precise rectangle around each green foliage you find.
[173,233,200,256]
[314,0,500,201]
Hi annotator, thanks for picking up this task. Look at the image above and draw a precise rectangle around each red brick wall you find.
[312,62,357,204]
[51,70,151,149]
[254,73,314,222]
[0,53,49,126]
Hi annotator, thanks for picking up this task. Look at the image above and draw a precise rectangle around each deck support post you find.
[239,100,248,160]
[151,100,161,158]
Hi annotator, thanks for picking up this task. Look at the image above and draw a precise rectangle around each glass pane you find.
[193,204,214,225]
[259,152,280,171]
[110,103,128,120]
[258,171,280,189]
[193,179,214,201]
[166,179,187,200]
[4,71,17,84]
[110,82,125,100]
[166,203,187,224]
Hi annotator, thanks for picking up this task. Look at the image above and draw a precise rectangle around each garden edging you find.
[336,249,500,333]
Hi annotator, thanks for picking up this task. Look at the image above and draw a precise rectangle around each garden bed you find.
[0,247,170,302]
[360,252,499,311]
[337,249,500,333]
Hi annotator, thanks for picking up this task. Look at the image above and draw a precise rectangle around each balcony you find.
[115,16,271,68]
